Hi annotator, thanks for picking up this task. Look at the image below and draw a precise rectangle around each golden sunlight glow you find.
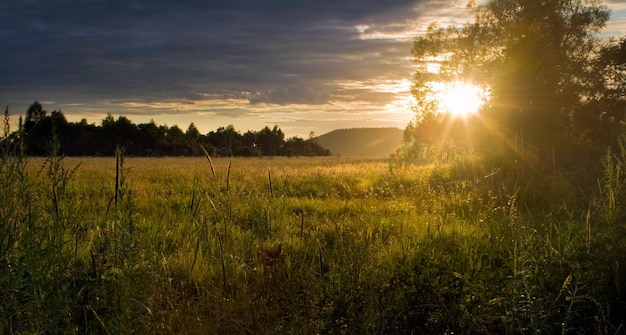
[435,81,488,118]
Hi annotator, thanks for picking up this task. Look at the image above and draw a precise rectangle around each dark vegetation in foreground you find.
[1,112,626,334]
[6,101,330,157]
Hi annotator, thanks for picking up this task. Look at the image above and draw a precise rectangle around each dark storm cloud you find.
[0,0,432,109]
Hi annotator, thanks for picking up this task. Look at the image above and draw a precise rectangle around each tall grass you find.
[1,126,625,333]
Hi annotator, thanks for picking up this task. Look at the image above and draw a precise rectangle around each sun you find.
[438,81,488,118]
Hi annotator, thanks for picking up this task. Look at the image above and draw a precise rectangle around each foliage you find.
[408,0,622,168]
[9,102,330,157]
[1,116,626,333]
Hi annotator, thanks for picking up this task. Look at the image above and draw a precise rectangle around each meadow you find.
[1,151,625,334]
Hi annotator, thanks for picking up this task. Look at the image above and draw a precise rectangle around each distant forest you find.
[3,101,331,157]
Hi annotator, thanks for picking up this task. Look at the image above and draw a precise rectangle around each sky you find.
[1,0,626,138]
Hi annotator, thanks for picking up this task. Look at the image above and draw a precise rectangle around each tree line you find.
[4,101,330,157]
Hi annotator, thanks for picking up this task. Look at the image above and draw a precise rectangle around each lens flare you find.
[438,81,488,118]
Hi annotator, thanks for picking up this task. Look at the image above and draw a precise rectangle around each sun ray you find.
[438,81,488,118]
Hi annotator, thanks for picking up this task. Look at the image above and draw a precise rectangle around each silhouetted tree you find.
[69,119,98,155]
[10,103,329,157]
[573,35,626,147]
[25,101,46,124]
[207,125,242,156]
[257,125,284,156]
[184,123,202,155]
[410,0,611,166]
[137,121,162,155]
[165,125,185,155]
[185,123,200,141]
[283,136,331,156]
[22,102,54,155]
[241,130,261,156]
[101,115,138,154]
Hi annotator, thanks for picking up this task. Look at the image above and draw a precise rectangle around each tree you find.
[25,101,46,124]
[138,120,165,155]
[50,110,71,153]
[166,125,185,155]
[257,125,284,156]
[184,123,202,155]
[101,115,138,154]
[69,119,98,156]
[101,114,116,128]
[185,123,200,142]
[22,102,53,155]
[574,35,626,146]
[410,0,611,164]
[206,125,242,156]
[8,106,328,157]
[241,130,261,156]
[283,136,331,156]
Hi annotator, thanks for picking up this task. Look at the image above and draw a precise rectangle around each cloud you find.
[0,0,429,106]
[249,86,332,105]
[3,0,623,137]
[605,1,626,37]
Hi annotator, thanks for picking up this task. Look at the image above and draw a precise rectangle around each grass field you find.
[1,152,625,334]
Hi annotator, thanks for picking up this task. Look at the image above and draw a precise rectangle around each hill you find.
[313,127,404,156]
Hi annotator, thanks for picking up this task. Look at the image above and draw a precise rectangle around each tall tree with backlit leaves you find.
[576,35,626,147]
[410,0,612,167]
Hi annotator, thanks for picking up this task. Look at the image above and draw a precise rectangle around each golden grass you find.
[8,154,620,333]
